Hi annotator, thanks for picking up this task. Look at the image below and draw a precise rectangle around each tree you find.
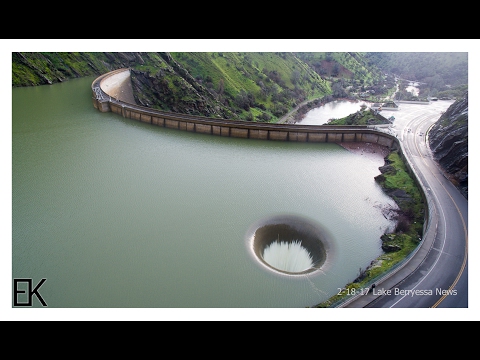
[291,70,300,85]
[332,63,340,77]
[217,78,224,97]
[234,90,255,111]
[332,81,347,98]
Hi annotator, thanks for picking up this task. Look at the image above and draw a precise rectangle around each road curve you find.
[342,101,468,308]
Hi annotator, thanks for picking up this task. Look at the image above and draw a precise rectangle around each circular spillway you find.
[247,214,333,276]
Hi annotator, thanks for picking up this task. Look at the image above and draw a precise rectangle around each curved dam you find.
[91,68,399,149]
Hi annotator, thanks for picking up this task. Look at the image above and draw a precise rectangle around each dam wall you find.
[109,100,398,147]
[92,69,399,150]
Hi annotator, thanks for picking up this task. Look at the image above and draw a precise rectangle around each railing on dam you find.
[91,69,399,149]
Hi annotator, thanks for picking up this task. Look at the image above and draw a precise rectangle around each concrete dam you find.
[91,68,399,150]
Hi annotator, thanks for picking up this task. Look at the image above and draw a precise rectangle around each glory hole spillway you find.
[246,214,334,276]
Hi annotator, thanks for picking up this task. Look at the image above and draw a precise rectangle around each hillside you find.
[363,52,468,100]
[12,52,125,86]
[12,52,388,122]
[129,52,332,121]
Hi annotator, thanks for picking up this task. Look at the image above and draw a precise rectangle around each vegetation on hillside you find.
[327,107,390,125]
[363,52,468,99]
[296,52,384,86]
[12,51,467,122]
[162,52,332,122]
[11,52,393,122]
[12,52,116,87]
[165,52,371,122]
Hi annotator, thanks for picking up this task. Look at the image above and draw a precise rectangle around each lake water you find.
[297,100,372,125]
[12,77,397,309]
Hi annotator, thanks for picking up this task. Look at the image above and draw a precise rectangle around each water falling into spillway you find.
[248,214,332,275]
[262,239,314,273]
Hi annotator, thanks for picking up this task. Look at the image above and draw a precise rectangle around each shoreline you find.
[338,141,391,163]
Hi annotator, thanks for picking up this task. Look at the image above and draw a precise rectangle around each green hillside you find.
[12,52,388,122]
[169,52,332,121]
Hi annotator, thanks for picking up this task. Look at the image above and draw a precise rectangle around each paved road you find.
[341,100,468,308]
[277,98,315,124]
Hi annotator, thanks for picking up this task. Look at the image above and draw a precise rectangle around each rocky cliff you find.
[12,52,136,86]
[428,92,468,199]
[129,53,237,119]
